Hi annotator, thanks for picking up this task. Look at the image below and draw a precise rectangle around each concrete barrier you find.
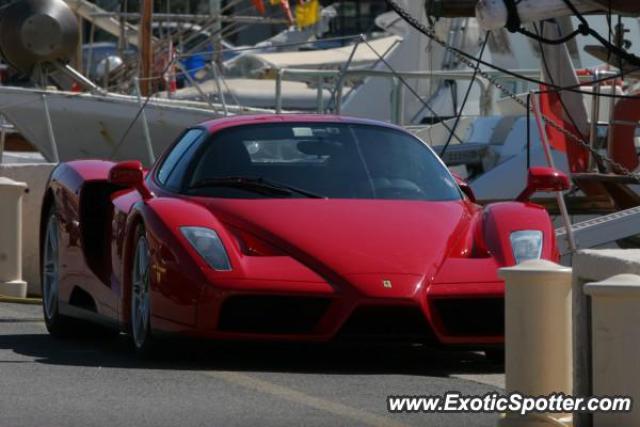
[0,163,55,296]
[0,177,28,298]
[585,274,640,427]
[499,260,573,427]
[492,251,640,427]
[572,250,640,427]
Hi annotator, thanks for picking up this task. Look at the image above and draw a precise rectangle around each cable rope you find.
[384,0,640,100]
[358,37,466,145]
[384,0,640,182]
[440,31,490,157]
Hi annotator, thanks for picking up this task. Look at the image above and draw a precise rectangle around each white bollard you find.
[0,177,28,298]
[584,274,640,427]
[499,259,573,427]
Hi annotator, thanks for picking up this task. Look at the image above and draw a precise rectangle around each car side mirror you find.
[109,160,153,200]
[458,181,476,203]
[451,172,476,203]
[516,167,570,202]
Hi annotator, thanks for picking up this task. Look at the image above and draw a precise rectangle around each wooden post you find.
[139,0,153,96]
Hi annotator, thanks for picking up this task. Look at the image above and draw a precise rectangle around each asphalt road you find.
[0,302,505,427]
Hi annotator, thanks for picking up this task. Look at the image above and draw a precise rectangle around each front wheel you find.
[41,206,76,336]
[130,225,155,355]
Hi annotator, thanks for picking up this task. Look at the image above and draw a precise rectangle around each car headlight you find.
[180,226,232,271]
[510,230,543,264]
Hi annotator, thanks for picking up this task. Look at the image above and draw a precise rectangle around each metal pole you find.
[335,78,344,115]
[175,61,217,112]
[531,92,555,167]
[134,78,155,165]
[211,62,228,115]
[606,75,617,170]
[41,94,60,163]
[52,62,107,95]
[530,91,576,252]
[589,72,601,172]
[396,78,405,125]
[0,116,6,164]
[390,77,397,123]
[330,35,363,114]
[392,78,405,125]
[209,0,222,68]
[275,69,283,114]
[88,11,290,24]
[274,68,540,84]
[316,76,324,113]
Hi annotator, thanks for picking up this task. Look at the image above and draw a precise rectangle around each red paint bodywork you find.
[41,115,559,347]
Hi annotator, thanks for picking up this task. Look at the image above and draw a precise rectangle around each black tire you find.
[41,204,80,338]
[129,224,156,357]
[42,204,120,340]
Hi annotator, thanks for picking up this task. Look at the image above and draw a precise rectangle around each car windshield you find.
[173,123,461,201]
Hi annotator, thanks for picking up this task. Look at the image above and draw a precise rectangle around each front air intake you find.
[218,295,330,334]
[336,305,435,343]
[432,298,504,337]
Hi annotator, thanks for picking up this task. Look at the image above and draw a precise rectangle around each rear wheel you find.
[130,225,155,355]
[42,206,76,337]
[42,205,120,339]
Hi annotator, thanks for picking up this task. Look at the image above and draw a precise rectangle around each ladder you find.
[556,204,640,255]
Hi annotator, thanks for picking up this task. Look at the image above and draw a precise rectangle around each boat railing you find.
[273,67,541,123]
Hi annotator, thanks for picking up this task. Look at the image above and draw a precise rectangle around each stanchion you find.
[0,177,28,298]
[499,259,573,426]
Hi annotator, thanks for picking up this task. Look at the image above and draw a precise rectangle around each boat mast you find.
[139,0,153,96]
[210,0,222,67]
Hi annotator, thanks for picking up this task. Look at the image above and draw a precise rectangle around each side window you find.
[157,129,204,187]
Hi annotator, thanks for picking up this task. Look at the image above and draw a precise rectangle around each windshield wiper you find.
[188,176,326,199]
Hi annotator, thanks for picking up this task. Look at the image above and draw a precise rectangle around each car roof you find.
[200,114,404,134]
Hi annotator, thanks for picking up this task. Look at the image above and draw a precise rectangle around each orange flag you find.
[252,0,266,15]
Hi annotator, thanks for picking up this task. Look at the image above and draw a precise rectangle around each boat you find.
[0,86,269,164]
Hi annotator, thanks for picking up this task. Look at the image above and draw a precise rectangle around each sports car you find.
[40,114,567,355]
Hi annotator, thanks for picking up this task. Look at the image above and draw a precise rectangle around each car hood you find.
[199,199,472,282]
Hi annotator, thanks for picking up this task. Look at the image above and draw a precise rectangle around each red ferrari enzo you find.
[40,114,567,355]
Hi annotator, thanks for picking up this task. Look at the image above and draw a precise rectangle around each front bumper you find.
[186,277,504,347]
[426,281,504,345]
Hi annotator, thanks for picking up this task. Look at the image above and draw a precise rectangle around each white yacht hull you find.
[0,86,268,164]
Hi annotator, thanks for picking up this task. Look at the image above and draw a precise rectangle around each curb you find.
[0,295,42,305]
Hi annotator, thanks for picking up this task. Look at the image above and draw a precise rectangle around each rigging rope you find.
[384,0,640,100]
[383,0,640,182]
[440,32,490,157]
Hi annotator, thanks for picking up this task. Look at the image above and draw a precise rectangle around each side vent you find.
[79,181,120,286]
[68,286,97,312]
